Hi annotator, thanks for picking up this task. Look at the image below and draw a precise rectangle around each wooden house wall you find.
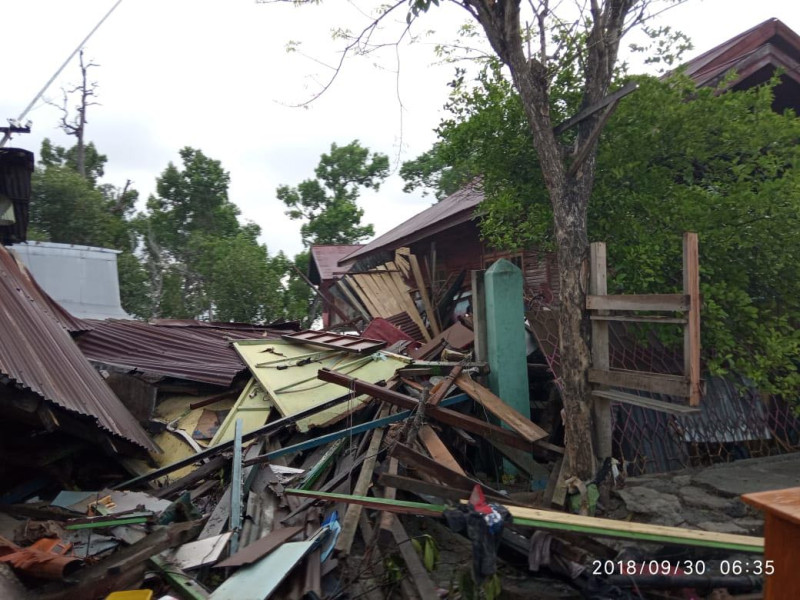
[407,219,560,306]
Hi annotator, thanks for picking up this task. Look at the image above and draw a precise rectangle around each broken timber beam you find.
[318,368,536,452]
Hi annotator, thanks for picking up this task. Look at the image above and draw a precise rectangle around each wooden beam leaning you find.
[586,294,690,312]
[317,369,536,452]
[684,232,702,406]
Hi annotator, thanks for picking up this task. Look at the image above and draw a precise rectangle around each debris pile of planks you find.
[0,326,766,599]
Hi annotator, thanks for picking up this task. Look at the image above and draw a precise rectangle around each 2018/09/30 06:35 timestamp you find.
[592,560,775,576]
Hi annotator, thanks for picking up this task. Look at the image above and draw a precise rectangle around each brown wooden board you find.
[215,525,304,568]
[418,425,466,475]
[588,368,691,398]
[683,232,702,406]
[586,294,689,311]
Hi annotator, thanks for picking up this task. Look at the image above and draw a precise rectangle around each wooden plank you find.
[318,368,537,452]
[543,458,567,508]
[427,364,463,406]
[389,515,441,599]
[454,374,549,443]
[335,404,390,556]
[590,314,687,324]
[588,368,691,398]
[215,525,303,568]
[345,275,380,318]
[590,242,612,460]
[155,455,228,499]
[386,262,432,342]
[586,294,689,312]
[592,390,701,415]
[470,270,487,363]
[418,425,466,475]
[391,442,494,494]
[335,279,371,322]
[286,490,764,553]
[377,458,399,544]
[684,232,702,406]
[378,473,512,506]
[409,253,440,336]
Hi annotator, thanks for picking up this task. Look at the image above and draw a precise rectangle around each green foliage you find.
[141,147,286,322]
[278,140,387,246]
[410,534,439,572]
[402,69,800,396]
[40,138,107,184]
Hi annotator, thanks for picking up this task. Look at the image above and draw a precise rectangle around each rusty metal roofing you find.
[0,245,157,452]
[681,18,800,90]
[340,181,484,265]
[76,319,287,387]
[309,244,362,284]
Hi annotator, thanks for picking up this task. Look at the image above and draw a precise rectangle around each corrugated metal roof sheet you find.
[681,18,800,89]
[0,245,156,452]
[340,181,484,265]
[309,245,362,284]
[76,319,287,387]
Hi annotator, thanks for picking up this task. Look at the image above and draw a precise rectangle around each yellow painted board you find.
[123,393,238,483]
[233,340,406,432]
[209,378,273,446]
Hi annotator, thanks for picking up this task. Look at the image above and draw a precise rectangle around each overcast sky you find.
[3,1,800,258]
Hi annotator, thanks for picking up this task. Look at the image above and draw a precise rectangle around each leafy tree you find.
[403,69,800,397]
[141,147,286,323]
[277,140,388,246]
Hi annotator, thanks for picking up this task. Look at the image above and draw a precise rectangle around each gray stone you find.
[692,453,800,496]
[678,486,734,511]
[673,475,692,487]
[696,521,747,535]
[617,487,685,526]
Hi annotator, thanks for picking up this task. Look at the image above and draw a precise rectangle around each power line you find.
[1,0,125,148]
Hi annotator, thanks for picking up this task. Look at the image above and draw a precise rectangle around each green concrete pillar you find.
[485,259,530,476]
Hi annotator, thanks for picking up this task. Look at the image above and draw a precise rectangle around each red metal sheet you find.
[309,245,362,284]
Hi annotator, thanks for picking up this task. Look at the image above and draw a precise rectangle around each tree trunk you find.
[553,187,595,480]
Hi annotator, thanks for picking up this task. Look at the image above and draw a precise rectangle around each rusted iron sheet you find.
[0,245,157,451]
[281,330,386,354]
[76,319,289,387]
[308,244,361,284]
[340,182,484,265]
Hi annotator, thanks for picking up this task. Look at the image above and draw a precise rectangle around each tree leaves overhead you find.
[278,140,387,246]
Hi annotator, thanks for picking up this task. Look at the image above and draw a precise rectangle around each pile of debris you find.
[0,319,766,599]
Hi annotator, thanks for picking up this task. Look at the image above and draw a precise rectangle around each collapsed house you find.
[0,18,798,600]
